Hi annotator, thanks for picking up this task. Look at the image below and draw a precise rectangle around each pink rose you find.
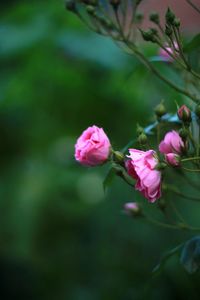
[159,42,178,62]
[177,105,191,122]
[75,125,111,166]
[165,153,180,167]
[159,130,184,155]
[126,149,161,203]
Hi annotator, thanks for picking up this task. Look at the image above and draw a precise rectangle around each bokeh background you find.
[1,1,200,299]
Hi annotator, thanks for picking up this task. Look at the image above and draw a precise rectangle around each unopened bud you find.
[177,105,191,123]
[124,202,141,217]
[195,104,200,119]
[154,101,167,118]
[165,153,181,167]
[140,29,157,43]
[137,133,148,145]
[150,12,160,25]
[165,7,175,25]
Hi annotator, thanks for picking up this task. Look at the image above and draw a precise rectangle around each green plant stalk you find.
[182,166,200,172]
[165,184,200,201]
[181,156,200,162]
[186,0,200,14]
[145,214,200,231]
[130,46,200,104]
[178,170,200,191]
[173,26,200,80]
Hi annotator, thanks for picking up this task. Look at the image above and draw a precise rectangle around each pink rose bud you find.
[75,125,111,166]
[177,105,191,122]
[124,202,141,217]
[165,153,180,167]
[126,149,161,203]
[159,42,178,62]
[159,130,184,155]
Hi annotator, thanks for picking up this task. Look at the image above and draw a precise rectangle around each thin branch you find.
[186,0,200,14]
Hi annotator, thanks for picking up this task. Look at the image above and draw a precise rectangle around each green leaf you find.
[180,236,200,274]
[103,167,115,192]
[183,34,200,53]
[152,244,183,275]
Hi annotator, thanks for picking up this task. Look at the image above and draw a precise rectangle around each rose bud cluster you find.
[159,130,184,167]
[74,126,186,204]
[75,125,111,166]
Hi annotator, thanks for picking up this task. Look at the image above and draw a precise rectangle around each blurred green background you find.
[1,1,200,299]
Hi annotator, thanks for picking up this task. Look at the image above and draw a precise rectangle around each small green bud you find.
[150,28,159,36]
[137,133,148,145]
[195,104,200,118]
[165,7,175,25]
[154,101,167,118]
[150,12,160,24]
[140,29,157,43]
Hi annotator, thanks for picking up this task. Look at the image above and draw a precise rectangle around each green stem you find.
[165,184,200,202]
[181,156,200,162]
[182,166,200,172]
[173,26,200,80]
[145,215,200,231]
[178,170,200,191]
[168,199,186,223]
[145,215,180,230]
[173,26,192,71]
[186,0,200,14]
[128,45,200,104]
